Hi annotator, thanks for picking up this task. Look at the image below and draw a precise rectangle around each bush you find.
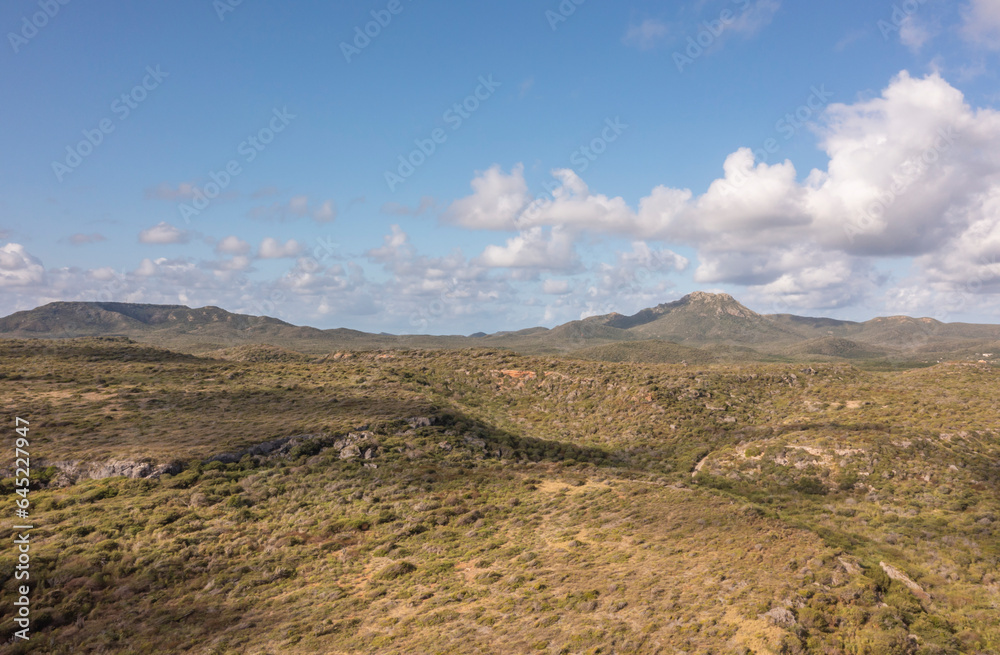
[793,476,827,495]
[376,561,417,580]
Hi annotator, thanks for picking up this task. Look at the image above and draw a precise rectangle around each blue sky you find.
[2,0,1000,334]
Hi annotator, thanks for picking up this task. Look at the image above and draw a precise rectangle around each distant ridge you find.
[3,294,1000,364]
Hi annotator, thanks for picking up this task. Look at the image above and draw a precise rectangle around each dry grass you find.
[0,338,998,653]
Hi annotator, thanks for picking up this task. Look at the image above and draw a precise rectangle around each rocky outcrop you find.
[204,434,325,464]
[760,607,797,628]
[28,417,429,487]
[41,459,184,487]
[32,430,380,487]
[880,562,931,603]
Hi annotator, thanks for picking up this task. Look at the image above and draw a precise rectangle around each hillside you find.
[2,295,1000,365]
[1,338,999,653]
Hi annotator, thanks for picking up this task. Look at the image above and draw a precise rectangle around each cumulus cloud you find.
[258,238,304,259]
[618,241,689,274]
[87,267,117,282]
[443,164,530,230]
[205,256,252,272]
[623,19,669,50]
[477,227,580,271]
[0,244,46,288]
[138,222,190,245]
[215,236,251,255]
[361,225,523,330]
[446,70,1000,309]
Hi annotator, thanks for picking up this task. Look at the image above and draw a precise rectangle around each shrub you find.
[376,561,417,580]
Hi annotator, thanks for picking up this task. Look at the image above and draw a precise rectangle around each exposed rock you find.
[880,562,931,603]
[838,557,862,576]
[38,458,183,486]
[760,607,797,628]
[407,417,436,428]
[340,445,362,460]
[463,435,487,450]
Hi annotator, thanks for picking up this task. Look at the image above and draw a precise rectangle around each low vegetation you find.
[1,337,998,653]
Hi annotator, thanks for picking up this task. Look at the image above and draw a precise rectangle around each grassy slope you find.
[1,339,998,653]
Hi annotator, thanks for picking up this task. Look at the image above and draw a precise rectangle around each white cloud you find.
[258,238,304,259]
[138,222,189,245]
[623,19,669,50]
[363,226,517,330]
[728,0,781,37]
[215,236,251,255]
[367,225,413,264]
[520,169,636,234]
[88,267,117,282]
[899,15,933,52]
[962,0,1000,49]
[0,244,45,288]
[205,255,252,272]
[542,279,572,295]
[477,227,579,271]
[443,164,530,230]
[135,258,159,277]
[314,200,337,223]
[446,70,1000,309]
[618,241,689,274]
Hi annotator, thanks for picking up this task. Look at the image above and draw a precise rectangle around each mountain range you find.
[2,292,999,365]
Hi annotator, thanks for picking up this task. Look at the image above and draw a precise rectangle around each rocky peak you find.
[675,292,759,319]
